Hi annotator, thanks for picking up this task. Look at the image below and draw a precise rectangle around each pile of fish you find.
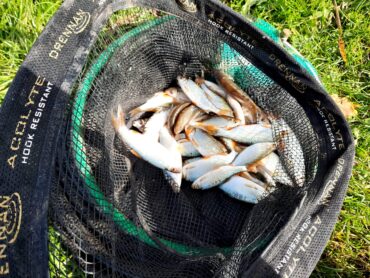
[111,71,294,204]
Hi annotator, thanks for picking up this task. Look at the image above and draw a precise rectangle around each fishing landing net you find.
[0,1,354,277]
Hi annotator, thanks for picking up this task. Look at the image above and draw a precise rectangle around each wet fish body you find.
[199,82,233,117]
[168,103,191,133]
[233,142,276,166]
[178,139,201,157]
[198,124,273,144]
[192,165,247,190]
[227,95,246,125]
[219,176,265,204]
[174,105,201,135]
[214,71,268,123]
[159,127,183,192]
[111,105,181,173]
[193,116,240,130]
[177,77,222,115]
[143,109,169,141]
[186,127,227,157]
[183,151,238,181]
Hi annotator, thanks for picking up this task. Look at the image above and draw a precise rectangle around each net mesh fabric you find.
[49,13,319,277]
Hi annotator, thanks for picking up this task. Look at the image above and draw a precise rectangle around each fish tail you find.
[111,105,125,131]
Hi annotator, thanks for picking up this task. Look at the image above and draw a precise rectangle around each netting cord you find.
[71,15,272,257]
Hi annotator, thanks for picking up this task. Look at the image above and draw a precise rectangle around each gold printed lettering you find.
[25,86,39,107]
[34,76,45,86]
[0,262,9,275]
[7,155,16,169]
[10,138,21,151]
[0,245,6,259]
[15,121,26,136]
[20,110,31,120]
[0,212,7,224]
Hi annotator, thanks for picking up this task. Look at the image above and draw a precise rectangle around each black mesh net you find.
[0,1,354,277]
[49,11,318,277]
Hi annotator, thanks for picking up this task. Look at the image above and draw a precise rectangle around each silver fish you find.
[111,105,181,173]
[226,95,246,125]
[183,151,238,182]
[193,116,240,130]
[168,103,191,133]
[159,127,182,192]
[214,70,268,123]
[178,139,201,157]
[219,176,265,204]
[192,165,247,190]
[165,87,190,103]
[177,77,220,115]
[196,77,233,117]
[143,109,169,141]
[219,137,237,152]
[186,127,227,157]
[232,142,276,166]
[203,80,228,98]
[174,105,201,135]
[175,133,187,141]
[239,172,266,187]
[248,152,293,186]
[184,157,202,165]
[197,124,273,144]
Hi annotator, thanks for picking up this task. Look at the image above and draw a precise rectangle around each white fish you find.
[248,152,293,186]
[219,176,265,204]
[214,70,268,123]
[184,157,202,165]
[178,139,201,157]
[175,133,187,141]
[129,90,187,116]
[232,142,276,166]
[177,77,220,115]
[186,127,227,157]
[183,151,238,181]
[226,95,246,125]
[204,80,228,98]
[111,105,181,173]
[143,109,169,141]
[219,137,237,152]
[239,172,266,187]
[168,103,191,133]
[159,127,183,192]
[173,105,202,135]
[197,124,273,144]
[192,165,247,190]
[165,87,190,103]
[198,81,233,117]
[193,116,240,130]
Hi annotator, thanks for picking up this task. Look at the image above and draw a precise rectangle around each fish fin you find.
[247,163,258,173]
[198,124,217,135]
[195,77,205,86]
[129,107,142,117]
[111,105,125,131]
[219,109,234,117]
[130,149,142,159]
[184,126,194,139]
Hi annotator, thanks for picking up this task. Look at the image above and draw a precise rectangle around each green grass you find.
[0,0,369,277]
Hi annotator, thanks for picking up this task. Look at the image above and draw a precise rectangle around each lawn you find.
[0,0,369,277]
